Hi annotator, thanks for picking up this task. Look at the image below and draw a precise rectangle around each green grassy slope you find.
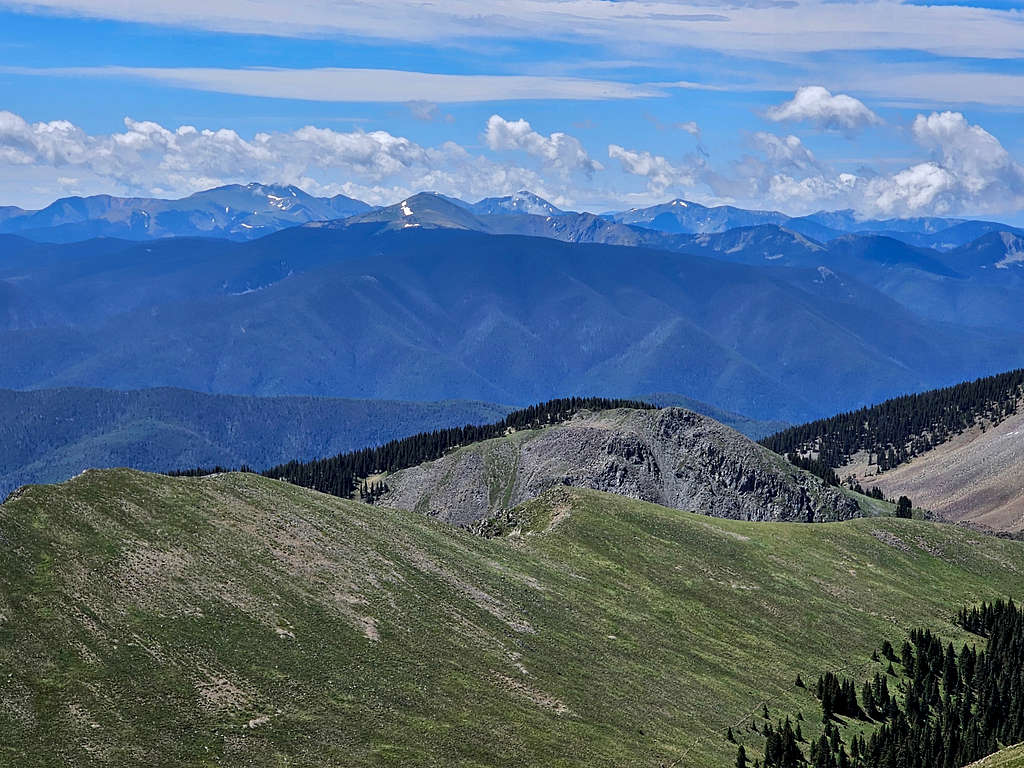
[2,469,1023,767]
[970,745,1024,768]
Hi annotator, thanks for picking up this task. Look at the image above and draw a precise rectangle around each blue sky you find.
[1,0,1023,222]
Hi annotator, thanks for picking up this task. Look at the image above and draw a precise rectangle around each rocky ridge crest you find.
[378,407,861,525]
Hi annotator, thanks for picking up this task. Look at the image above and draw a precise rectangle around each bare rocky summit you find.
[378,407,861,525]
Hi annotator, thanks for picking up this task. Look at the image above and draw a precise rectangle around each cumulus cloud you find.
[607,144,697,195]
[485,115,603,176]
[749,133,818,172]
[406,101,454,123]
[2,107,1021,220]
[715,111,1024,217]
[766,86,882,133]
[858,111,1024,217]
[0,109,561,206]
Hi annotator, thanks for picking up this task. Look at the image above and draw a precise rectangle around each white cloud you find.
[607,144,696,194]
[0,66,661,103]
[6,0,1024,61]
[714,111,1024,218]
[0,109,567,206]
[841,71,1024,110]
[766,86,882,133]
[858,111,1024,217]
[1,108,1021,220]
[750,133,817,172]
[407,101,454,123]
[678,121,700,138]
[485,115,603,175]
[861,163,956,218]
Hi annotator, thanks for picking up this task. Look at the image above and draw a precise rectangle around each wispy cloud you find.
[838,71,1024,110]
[11,64,1024,112]
[6,0,1024,59]
[0,66,662,102]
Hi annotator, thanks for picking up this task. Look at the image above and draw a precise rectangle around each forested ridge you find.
[0,387,511,496]
[761,369,1024,473]
[259,397,655,499]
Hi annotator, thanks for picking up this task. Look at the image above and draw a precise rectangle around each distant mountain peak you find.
[470,190,564,217]
[345,191,483,231]
[610,197,785,234]
[0,182,372,241]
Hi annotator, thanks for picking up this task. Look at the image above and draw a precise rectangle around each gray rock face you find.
[379,408,861,526]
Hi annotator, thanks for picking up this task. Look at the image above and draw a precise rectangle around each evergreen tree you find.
[895,495,913,518]
[764,600,1024,768]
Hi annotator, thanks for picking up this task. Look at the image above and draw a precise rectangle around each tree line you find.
[761,369,1024,475]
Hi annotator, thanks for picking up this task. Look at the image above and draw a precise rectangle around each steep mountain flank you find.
[763,368,1024,470]
[842,407,1024,533]
[3,469,1023,767]
[762,368,1024,531]
[378,407,861,525]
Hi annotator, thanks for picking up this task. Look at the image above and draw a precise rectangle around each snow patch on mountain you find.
[994,232,1024,269]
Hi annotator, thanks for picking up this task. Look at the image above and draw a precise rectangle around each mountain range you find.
[335,193,1024,330]
[0,183,371,242]
[4,183,1021,248]
[4,220,1023,422]
[4,184,1024,426]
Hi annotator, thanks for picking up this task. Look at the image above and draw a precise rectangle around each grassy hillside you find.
[2,469,1023,767]
[971,745,1024,768]
[845,407,1024,533]
[0,387,513,496]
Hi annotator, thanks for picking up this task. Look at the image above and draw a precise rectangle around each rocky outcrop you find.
[378,407,861,526]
